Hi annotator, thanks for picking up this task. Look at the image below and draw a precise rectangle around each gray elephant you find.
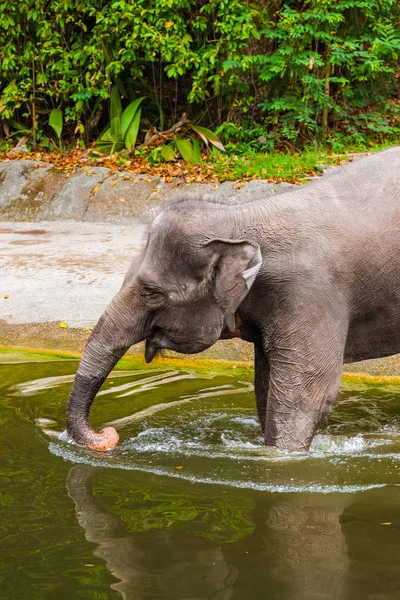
[66,147,400,451]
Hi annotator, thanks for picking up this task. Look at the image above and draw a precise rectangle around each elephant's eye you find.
[140,286,165,307]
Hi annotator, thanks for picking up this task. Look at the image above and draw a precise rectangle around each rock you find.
[84,173,179,224]
[41,167,111,220]
[174,181,235,204]
[234,180,277,203]
[7,144,29,156]
[0,160,52,211]
[0,158,301,223]
[274,182,298,195]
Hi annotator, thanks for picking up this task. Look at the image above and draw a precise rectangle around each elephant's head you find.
[66,197,262,451]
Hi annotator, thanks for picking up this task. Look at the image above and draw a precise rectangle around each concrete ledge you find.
[0,159,298,224]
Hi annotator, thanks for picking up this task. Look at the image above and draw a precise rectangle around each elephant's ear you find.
[205,239,262,332]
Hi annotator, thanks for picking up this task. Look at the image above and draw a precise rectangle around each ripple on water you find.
[32,369,400,493]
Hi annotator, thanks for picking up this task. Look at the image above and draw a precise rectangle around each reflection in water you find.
[67,466,356,600]
[262,497,350,600]
[67,465,239,600]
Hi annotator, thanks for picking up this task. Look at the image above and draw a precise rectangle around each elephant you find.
[66,147,400,452]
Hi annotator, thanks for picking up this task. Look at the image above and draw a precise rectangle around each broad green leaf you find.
[191,125,225,152]
[95,140,125,155]
[95,128,124,154]
[8,129,32,138]
[192,138,202,163]
[8,118,26,131]
[175,138,193,162]
[49,108,63,139]
[161,144,176,161]
[39,136,51,148]
[110,86,122,140]
[210,145,222,156]
[98,127,114,142]
[125,107,142,150]
[121,97,145,139]
[110,139,125,155]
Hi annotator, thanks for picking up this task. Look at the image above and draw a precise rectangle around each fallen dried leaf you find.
[110,180,117,188]
[166,520,173,527]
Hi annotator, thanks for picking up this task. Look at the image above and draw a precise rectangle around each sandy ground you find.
[1,219,400,376]
[0,220,146,326]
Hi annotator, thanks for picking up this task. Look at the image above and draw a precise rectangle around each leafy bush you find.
[95,86,145,154]
[0,0,399,149]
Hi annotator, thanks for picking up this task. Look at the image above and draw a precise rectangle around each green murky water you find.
[1,353,400,599]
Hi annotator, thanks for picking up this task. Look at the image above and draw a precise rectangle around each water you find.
[1,353,400,599]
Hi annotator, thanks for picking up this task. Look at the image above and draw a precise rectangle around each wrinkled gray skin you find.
[66,148,400,451]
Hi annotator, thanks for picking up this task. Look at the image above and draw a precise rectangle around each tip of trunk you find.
[67,416,120,451]
[85,427,120,451]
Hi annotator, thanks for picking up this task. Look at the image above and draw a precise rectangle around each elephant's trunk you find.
[66,288,147,451]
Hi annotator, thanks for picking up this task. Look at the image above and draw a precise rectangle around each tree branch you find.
[137,113,190,149]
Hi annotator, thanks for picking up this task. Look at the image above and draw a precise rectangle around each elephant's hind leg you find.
[254,342,270,434]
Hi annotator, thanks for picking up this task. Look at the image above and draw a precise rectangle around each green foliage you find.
[146,125,224,164]
[175,138,194,162]
[251,0,400,141]
[49,108,63,151]
[96,87,145,154]
[49,109,63,140]
[192,125,225,152]
[207,147,344,182]
[0,0,399,149]
[173,126,224,162]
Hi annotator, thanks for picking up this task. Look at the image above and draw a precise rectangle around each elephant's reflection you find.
[259,496,351,600]
[67,465,238,600]
[67,465,400,600]
[67,465,350,600]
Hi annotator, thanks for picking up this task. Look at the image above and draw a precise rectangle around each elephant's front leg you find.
[265,353,343,450]
[264,309,347,451]
[254,342,270,434]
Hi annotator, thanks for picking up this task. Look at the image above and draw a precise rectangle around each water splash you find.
[29,367,400,493]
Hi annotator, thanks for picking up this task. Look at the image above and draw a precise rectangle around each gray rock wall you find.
[0,159,298,224]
